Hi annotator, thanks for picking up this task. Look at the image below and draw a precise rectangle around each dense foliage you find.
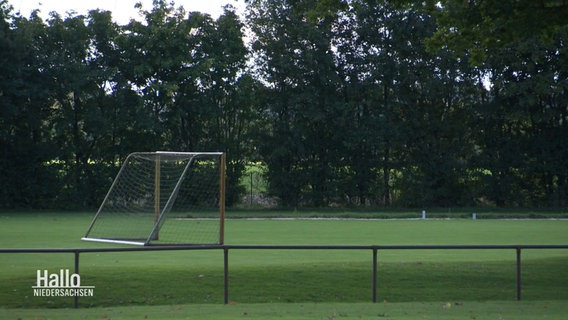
[1,0,566,209]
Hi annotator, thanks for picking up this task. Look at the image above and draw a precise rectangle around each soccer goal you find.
[82,151,225,246]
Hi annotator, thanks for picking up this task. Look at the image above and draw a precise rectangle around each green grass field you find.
[0,212,567,319]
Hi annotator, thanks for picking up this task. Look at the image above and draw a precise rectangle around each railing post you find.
[224,247,229,304]
[516,247,522,301]
[372,247,378,303]
[74,250,80,308]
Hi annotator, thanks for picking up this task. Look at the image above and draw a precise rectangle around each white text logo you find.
[32,269,94,297]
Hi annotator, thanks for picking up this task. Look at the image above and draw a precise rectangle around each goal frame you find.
[82,151,226,246]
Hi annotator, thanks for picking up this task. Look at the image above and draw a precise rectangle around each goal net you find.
[82,152,225,246]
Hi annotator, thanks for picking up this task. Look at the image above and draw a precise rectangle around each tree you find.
[81,9,135,203]
[474,27,568,207]
[333,1,480,207]
[121,2,253,206]
[335,0,403,206]
[248,0,345,206]
[424,0,568,65]
[186,7,254,206]
[0,3,60,208]
[118,0,190,152]
[37,12,113,208]
[1,0,565,209]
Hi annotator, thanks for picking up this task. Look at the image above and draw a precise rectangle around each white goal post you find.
[82,151,226,246]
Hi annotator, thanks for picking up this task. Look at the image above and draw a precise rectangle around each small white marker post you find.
[472,213,477,220]
[421,210,426,220]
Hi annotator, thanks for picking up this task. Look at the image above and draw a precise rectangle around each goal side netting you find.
[82,151,225,246]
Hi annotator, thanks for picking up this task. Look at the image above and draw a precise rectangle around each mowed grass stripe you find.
[225,219,568,246]
[2,213,567,247]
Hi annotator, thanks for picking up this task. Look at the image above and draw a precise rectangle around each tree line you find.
[1,0,567,209]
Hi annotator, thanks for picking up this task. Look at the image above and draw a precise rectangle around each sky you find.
[10,0,245,23]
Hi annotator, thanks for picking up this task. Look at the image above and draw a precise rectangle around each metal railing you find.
[1,244,567,308]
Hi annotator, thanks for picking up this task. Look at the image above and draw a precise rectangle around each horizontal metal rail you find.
[1,244,567,308]
[3,244,567,253]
